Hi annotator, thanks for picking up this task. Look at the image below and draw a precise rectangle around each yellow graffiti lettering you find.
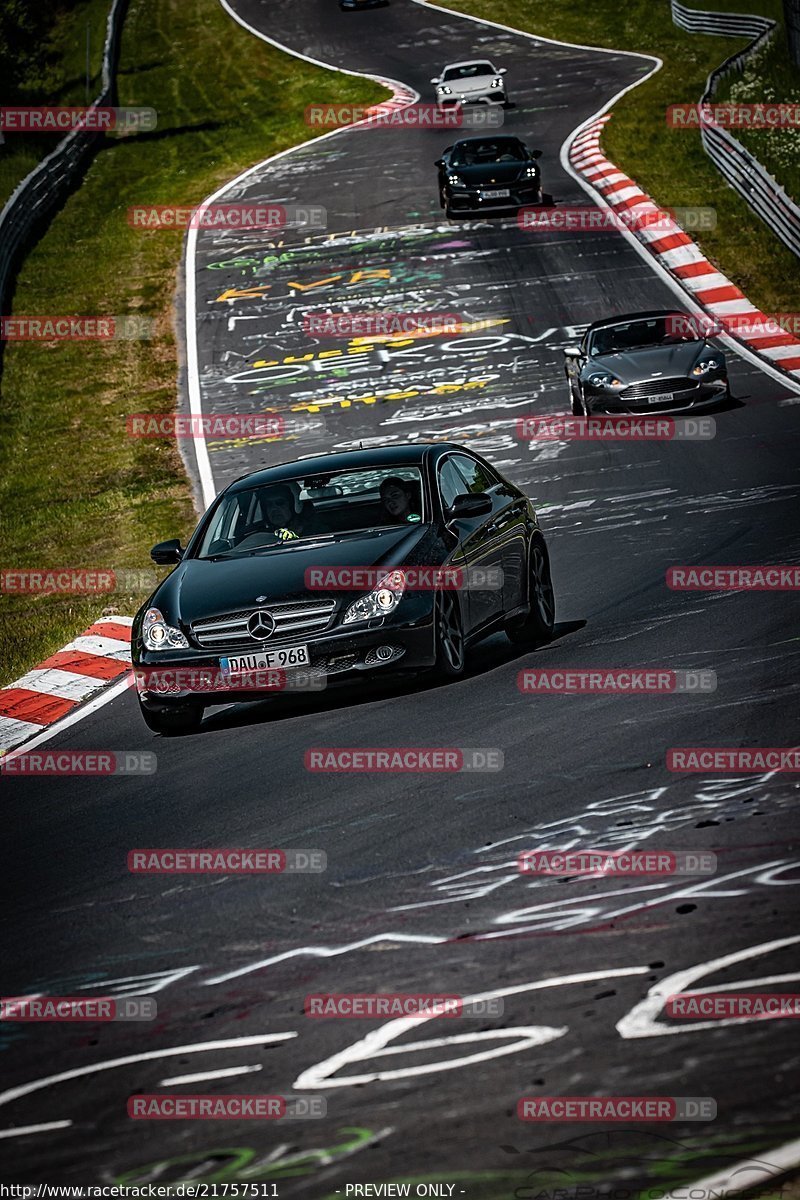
[214,286,271,302]
[287,276,342,291]
[348,269,391,284]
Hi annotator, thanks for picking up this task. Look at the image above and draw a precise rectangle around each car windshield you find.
[195,466,426,559]
[442,62,495,80]
[450,138,525,166]
[589,317,700,356]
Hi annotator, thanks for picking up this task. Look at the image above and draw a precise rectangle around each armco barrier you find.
[0,0,130,313]
[670,0,800,259]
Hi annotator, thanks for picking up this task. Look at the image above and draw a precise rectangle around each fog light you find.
[364,644,405,666]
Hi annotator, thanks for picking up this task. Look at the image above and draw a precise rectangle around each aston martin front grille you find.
[621,377,697,399]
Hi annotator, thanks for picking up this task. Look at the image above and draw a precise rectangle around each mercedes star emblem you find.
[247,609,275,640]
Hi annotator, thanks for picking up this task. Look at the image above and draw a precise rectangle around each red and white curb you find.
[569,115,800,378]
[0,616,132,753]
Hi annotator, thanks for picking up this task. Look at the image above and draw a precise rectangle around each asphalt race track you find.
[3,0,800,1192]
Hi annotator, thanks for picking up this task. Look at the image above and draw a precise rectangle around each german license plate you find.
[646,393,674,404]
[481,188,510,199]
[221,645,310,673]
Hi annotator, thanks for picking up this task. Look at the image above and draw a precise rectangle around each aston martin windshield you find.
[589,316,701,355]
[196,466,426,558]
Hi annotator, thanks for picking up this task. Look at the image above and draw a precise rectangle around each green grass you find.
[0,0,386,686]
[0,0,112,207]
[430,0,800,314]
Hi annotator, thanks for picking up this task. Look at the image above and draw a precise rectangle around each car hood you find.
[450,162,531,184]
[447,74,498,92]
[155,525,432,625]
[586,342,705,380]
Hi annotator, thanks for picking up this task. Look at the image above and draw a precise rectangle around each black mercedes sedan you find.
[565,310,730,416]
[436,136,542,216]
[132,445,555,734]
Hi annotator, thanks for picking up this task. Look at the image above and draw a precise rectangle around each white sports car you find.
[431,60,509,108]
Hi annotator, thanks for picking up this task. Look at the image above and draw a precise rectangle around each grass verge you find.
[0,0,386,687]
[430,0,800,314]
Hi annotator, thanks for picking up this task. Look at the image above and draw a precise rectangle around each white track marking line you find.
[159,1064,263,1085]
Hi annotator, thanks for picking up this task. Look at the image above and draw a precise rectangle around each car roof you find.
[441,59,496,69]
[586,309,690,332]
[449,134,524,147]
[226,443,459,493]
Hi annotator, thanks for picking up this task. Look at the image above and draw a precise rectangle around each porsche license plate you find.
[646,393,674,405]
[221,645,310,673]
[481,188,510,199]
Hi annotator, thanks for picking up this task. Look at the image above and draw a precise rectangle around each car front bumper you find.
[583,377,728,415]
[436,91,506,107]
[133,597,437,709]
[446,183,541,212]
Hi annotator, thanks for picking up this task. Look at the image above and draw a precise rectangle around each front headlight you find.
[142,606,189,650]
[437,85,452,95]
[587,372,623,388]
[491,78,503,88]
[523,166,539,179]
[448,173,463,186]
[342,570,406,625]
[692,358,722,375]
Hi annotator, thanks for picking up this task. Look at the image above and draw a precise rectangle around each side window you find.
[451,454,500,495]
[438,458,467,509]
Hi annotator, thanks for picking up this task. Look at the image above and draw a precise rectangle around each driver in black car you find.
[257,484,325,541]
[379,477,422,524]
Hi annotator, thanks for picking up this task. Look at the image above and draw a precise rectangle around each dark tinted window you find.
[451,455,500,494]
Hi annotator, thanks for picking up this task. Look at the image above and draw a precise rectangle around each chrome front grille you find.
[192,599,337,650]
[621,377,696,399]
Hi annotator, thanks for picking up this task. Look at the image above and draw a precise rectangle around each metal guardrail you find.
[0,0,130,312]
[670,0,800,259]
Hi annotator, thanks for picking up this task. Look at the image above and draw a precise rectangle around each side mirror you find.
[499,67,508,74]
[150,538,183,565]
[430,76,441,84]
[530,149,543,159]
[434,158,445,168]
[448,493,493,520]
[564,346,582,360]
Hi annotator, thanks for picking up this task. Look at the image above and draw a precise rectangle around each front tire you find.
[433,590,466,678]
[139,698,204,736]
[568,377,585,416]
[507,536,555,646]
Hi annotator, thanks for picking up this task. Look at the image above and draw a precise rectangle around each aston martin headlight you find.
[587,372,623,388]
[448,173,463,186]
[342,570,406,625]
[437,85,452,95]
[692,358,722,375]
[142,607,188,650]
[523,165,539,178]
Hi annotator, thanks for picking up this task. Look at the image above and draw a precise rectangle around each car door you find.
[437,455,489,635]
[450,453,528,617]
